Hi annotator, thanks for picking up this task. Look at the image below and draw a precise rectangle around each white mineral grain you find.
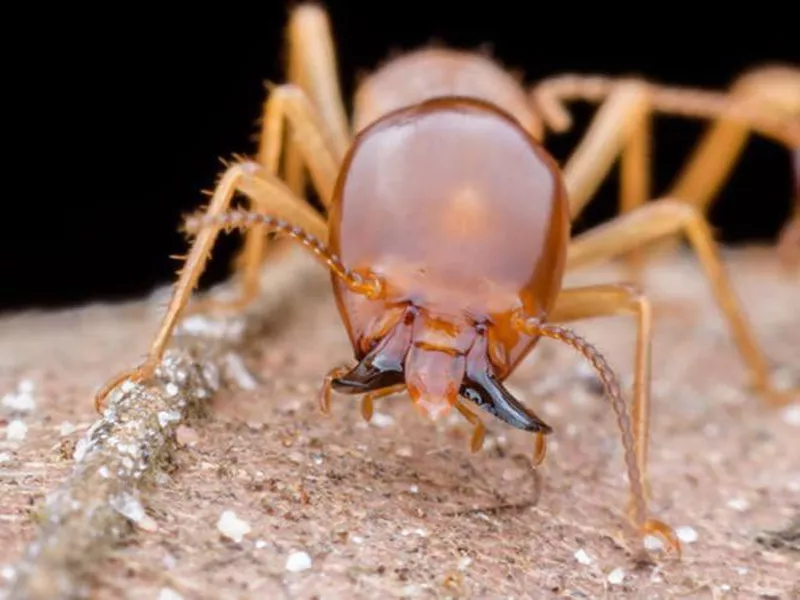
[573,548,593,565]
[409,484,419,494]
[676,525,699,543]
[59,421,76,436]
[157,410,181,428]
[110,492,158,532]
[6,419,27,442]
[607,567,626,585]
[396,446,413,457]
[217,510,251,543]
[162,553,177,569]
[644,536,664,551]
[285,550,312,572]
[727,497,749,512]
[73,438,89,462]
[224,353,258,390]
[255,539,268,549]
[165,382,179,397]
[157,587,184,600]
[370,412,395,428]
[2,565,15,581]
[781,403,800,427]
[2,381,35,413]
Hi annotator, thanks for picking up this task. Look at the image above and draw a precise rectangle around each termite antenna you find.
[513,314,681,556]
[181,209,384,299]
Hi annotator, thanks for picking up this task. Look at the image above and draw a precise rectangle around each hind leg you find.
[534,68,800,264]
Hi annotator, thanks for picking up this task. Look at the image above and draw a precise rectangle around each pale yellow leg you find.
[188,83,341,318]
[551,284,653,496]
[285,4,351,160]
[538,80,651,220]
[212,3,353,314]
[454,401,487,454]
[94,161,328,411]
[533,69,800,260]
[362,385,405,423]
[567,198,797,405]
[667,67,800,213]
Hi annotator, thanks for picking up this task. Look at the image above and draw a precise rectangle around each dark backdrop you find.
[3,2,797,313]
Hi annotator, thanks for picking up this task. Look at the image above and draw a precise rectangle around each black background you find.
[3,2,797,313]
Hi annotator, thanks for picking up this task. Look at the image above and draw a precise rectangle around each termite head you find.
[331,304,552,433]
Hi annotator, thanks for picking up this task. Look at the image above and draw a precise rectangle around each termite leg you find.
[551,283,654,499]
[535,69,800,262]
[191,3,353,317]
[665,67,800,217]
[454,400,486,453]
[93,165,361,413]
[319,364,354,415]
[188,82,342,318]
[361,385,405,423]
[513,315,679,556]
[567,198,798,405]
[537,80,651,221]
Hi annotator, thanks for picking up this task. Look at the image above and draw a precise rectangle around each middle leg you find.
[567,198,798,405]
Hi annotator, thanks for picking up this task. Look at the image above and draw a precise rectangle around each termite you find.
[94,3,800,556]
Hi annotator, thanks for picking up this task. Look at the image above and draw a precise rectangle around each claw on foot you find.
[318,387,332,415]
[361,394,374,422]
[93,362,156,413]
[469,423,485,453]
[532,432,547,467]
[640,518,682,559]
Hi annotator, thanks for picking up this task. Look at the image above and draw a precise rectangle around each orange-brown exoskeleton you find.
[93,3,800,557]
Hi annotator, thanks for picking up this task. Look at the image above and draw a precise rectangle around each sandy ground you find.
[1,247,799,599]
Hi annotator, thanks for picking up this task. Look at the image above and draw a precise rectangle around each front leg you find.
[189,83,343,318]
[202,3,353,316]
[93,163,376,412]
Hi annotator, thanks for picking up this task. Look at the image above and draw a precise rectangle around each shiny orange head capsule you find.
[326,96,569,430]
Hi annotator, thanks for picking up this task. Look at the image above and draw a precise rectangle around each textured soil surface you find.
[1,247,799,599]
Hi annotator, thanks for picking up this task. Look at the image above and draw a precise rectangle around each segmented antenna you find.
[182,209,383,298]
[518,316,646,527]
